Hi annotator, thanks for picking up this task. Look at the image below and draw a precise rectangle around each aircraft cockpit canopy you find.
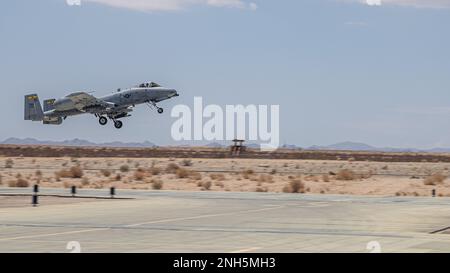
[138,82,161,88]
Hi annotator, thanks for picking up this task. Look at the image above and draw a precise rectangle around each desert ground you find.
[2,156,450,197]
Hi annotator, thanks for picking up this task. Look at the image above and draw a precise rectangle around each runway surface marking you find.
[0,206,284,242]
[0,228,110,242]
[229,247,262,253]
[125,206,284,227]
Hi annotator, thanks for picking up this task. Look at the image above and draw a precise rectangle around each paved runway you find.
[1,187,450,252]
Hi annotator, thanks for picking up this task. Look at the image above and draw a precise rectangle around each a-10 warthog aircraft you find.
[24,82,179,129]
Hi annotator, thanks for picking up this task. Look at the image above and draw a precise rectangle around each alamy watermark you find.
[66,0,81,6]
[366,241,382,253]
[171,97,280,151]
[66,241,81,253]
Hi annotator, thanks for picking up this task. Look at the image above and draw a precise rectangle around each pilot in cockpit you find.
[138,82,161,88]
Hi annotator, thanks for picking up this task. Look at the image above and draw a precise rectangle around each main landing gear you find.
[97,115,123,129]
[99,116,108,126]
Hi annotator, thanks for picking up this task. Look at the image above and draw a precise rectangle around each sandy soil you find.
[1,156,450,197]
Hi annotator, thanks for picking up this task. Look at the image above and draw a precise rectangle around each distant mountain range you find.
[0,137,156,148]
[303,141,450,153]
[2,138,450,153]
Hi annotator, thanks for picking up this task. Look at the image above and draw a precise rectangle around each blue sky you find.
[1,0,450,148]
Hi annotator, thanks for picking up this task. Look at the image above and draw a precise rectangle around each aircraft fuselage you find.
[25,82,179,129]
[50,87,177,117]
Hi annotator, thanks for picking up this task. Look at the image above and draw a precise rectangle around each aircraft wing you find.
[66,92,114,111]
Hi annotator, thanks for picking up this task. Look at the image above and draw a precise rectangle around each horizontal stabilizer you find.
[44,99,56,112]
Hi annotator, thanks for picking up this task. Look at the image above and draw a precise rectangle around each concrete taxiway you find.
[1,187,450,252]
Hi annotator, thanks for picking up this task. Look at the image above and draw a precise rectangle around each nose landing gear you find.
[146,101,164,114]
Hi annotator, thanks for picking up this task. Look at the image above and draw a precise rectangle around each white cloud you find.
[81,0,258,12]
[366,0,382,6]
[344,0,450,9]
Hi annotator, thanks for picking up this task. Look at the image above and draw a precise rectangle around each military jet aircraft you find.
[24,82,179,129]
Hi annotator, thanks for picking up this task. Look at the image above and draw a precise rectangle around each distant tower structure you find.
[231,139,246,156]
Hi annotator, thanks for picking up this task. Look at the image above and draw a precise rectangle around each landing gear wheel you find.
[114,120,123,129]
[99,116,108,126]
[157,108,164,114]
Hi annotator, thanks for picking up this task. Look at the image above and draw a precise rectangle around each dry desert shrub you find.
[396,191,407,196]
[149,166,162,175]
[100,169,112,177]
[305,175,319,182]
[174,168,202,180]
[200,181,212,190]
[424,173,447,186]
[81,177,90,186]
[70,166,83,178]
[322,174,330,182]
[5,158,14,168]
[290,179,305,193]
[210,173,225,181]
[134,170,147,181]
[115,173,122,181]
[283,179,305,193]
[336,169,356,181]
[152,180,163,190]
[166,163,180,173]
[15,178,29,188]
[35,170,42,177]
[189,171,202,181]
[56,166,84,179]
[258,174,273,183]
[8,180,16,187]
[242,169,255,179]
[215,181,224,188]
[120,165,130,172]
[181,159,193,167]
[255,187,268,193]
[175,168,190,179]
